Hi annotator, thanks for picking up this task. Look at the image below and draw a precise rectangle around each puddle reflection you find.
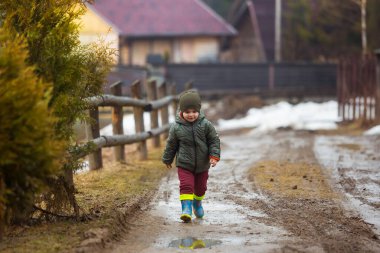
[169,237,222,249]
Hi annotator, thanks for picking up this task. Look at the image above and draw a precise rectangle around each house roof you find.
[252,0,275,62]
[89,0,237,37]
[228,0,276,61]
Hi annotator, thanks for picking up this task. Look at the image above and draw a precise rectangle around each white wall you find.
[78,7,119,62]
[128,37,220,65]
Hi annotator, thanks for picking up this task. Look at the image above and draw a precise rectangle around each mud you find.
[97,130,380,253]
[314,134,380,234]
[245,131,379,252]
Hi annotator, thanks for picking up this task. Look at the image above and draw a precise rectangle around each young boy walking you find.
[162,90,220,223]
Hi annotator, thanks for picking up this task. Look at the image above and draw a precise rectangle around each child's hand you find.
[165,163,172,169]
[210,158,218,167]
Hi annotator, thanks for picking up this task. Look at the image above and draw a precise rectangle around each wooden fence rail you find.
[84,95,150,108]
[80,79,192,170]
[89,124,170,149]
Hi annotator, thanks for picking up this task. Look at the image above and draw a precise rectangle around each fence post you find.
[158,82,169,139]
[170,84,178,117]
[352,59,357,121]
[110,81,125,161]
[131,80,148,160]
[337,61,342,118]
[268,63,275,91]
[147,80,160,147]
[86,107,102,170]
[375,50,380,122]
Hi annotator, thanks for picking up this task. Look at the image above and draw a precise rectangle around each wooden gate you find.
[337,54,379,122]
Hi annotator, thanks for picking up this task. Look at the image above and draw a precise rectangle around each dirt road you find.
[105,130,380,253]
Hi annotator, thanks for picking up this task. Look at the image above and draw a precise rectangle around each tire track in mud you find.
[106,133,297,253]
[102,131,379,253]
[314,135,380,232]
[243,130,380,252]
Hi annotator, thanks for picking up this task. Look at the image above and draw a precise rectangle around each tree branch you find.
[33,205,74,219]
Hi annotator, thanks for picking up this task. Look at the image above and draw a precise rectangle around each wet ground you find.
[103,130,380,253]
[314,135,380,234]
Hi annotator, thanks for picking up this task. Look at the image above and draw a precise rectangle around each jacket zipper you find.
[191,123,197,171]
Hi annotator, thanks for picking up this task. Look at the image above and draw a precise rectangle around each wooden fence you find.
[80,79,189,170]
[337,54,379,122]
[106,63,337,98]
[166,63,337,97]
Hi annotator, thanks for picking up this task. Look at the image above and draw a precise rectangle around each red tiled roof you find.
[89,0,236,37]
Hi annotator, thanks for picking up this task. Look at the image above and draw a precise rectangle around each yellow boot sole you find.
[180,214,192,223]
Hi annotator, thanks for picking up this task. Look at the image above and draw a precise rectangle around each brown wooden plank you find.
[86,107,103,170]
[146,80,160,147]
[158,82,169,139]
[131,80,148,160]
[111,82,125,161]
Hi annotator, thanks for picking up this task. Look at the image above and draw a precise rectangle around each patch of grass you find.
[316,118,377,136]
[249,160,338,200]
[1,148,167,253]
[337,143,361,151]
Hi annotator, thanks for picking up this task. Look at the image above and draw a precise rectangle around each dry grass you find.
[316,117,377,136]
[337,143,362,151]
[1,148,167,253]
[249,160,338,200]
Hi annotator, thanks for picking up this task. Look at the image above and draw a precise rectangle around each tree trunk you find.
[62,168,79,218]
[0,175,5,240]
[361,0,367,55]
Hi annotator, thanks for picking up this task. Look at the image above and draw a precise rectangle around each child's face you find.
[182,109,199,122]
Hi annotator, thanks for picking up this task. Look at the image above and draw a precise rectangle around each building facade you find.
[78,0,236,66]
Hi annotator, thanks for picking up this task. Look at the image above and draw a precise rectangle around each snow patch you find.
[217,101,340,132]
[364,125,380,136]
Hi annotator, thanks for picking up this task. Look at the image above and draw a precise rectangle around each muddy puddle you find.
[168,237,222,249]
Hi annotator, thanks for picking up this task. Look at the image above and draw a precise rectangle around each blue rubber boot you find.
[193,200,204,218]
[180,200,192,223]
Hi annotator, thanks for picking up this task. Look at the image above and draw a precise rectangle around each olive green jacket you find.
[162,111,220,173]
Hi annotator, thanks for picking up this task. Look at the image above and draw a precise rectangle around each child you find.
[162,90,220,223]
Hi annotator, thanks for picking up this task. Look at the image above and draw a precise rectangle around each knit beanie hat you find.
[179,90,201,112]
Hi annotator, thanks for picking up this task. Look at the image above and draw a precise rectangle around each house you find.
[78,0,236,66]
[221,0,280,63]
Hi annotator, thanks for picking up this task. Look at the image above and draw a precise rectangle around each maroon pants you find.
[177,167,209,197]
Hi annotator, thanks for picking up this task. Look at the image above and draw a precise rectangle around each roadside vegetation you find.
[0,149,167,253]
[0,0,115,242]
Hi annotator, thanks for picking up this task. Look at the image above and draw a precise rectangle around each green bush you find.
[0,29,64,232]
[0,0,115,217]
